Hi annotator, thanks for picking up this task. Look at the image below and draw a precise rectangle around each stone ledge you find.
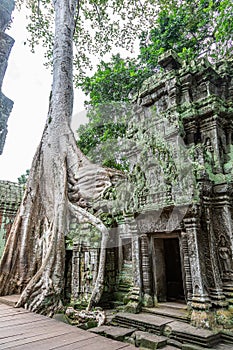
[134,330,167,349]
[89,325,136,341]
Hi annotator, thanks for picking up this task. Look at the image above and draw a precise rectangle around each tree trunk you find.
[0,0,114,316]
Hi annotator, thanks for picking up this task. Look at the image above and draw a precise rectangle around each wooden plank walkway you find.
[0,302,137,349]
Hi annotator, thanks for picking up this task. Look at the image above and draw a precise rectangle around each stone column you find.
[180,72,192,105]
[180,231,193,304]
[200,115,223,173]
[183,120,197,145]
[124,216,142,313]
[219,206,233,304]
[205,206,227,308]
[141,234,153,307]
[212,185,233,305]
[183,215,212,327]
[71,244,81,303]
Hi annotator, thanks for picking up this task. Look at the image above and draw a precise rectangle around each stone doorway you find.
[164,238,184,301]
[153,236,185,302]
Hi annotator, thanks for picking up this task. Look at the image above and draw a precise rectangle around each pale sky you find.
[0,8,88,182]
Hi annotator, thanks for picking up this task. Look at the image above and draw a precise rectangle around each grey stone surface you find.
[0,180,23,206]
[0,0,14,154]
[0,181,23,257]
[134,330,167,349]
[112,312,173,335]
[182,344,208,350]
[89,325,136,341]
[164,320,220,347]
[0,0,15,31]
[167,321,217,338]
[167,338,183,348]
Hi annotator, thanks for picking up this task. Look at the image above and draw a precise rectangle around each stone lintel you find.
[158,50,182,71]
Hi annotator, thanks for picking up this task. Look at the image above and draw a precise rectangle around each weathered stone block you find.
[0,0,14,31]
[0,1,14,154]
[89,325,136,341]
[134,330,167,349]
[158,50,182,71]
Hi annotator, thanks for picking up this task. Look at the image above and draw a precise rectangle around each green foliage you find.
[76,53,154,170]
[223,145,233,182]
[18,169,30,185]
[76,54,153,170]
[78,54,152,104]
[139,0,233,67]
[76,102,130,171]
[19,0,232,76]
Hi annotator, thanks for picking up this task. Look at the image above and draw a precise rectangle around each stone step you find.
[220,331,233,344]
[0,294,20,306]
[143,304,189,323]
[117,284,132,291]
[117,280,133,288]
[133,330,168,349]
[89,325,169,349]
[111,312,173,335]
[214,343,233,350]
[89,325,136,342]
[164,321,220,348]
[111,312,221,348]
[114,291,130,299]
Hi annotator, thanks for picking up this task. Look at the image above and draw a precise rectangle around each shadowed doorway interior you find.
[164,238,184,301]
[153,236,184,302]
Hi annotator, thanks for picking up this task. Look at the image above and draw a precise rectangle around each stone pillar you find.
[183,120,197,145]
[219,206,233,304]
[180,72,192,105]
[200,115,223,173]
[71,244,81,302]
[212,185,233,305]
[183,215,212,328]
[205,206,227,308]
[124,216,142,313]
[180,231,193,304]
[141,234,153,307]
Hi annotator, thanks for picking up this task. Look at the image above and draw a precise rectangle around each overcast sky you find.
[0,8,88,183]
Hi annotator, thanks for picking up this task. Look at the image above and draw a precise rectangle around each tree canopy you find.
[76,54,152,169]
[17,0,159,79]
[140,0,233,68]
[76,0,233,168]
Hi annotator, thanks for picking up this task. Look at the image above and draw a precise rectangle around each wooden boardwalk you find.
[0,302,136,350]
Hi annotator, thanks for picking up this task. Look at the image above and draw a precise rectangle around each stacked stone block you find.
[0,180,23,256]
[0,0,14,154]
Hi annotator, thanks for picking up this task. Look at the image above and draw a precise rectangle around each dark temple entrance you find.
[153,236,185,302]
[164,238,184,301]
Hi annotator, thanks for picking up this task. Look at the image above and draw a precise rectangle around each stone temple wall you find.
[1,47,233,329]
[0,180,23,257]
[66,52,233,316]
[0,0,15,154]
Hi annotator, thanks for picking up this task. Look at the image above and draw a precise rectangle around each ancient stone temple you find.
[67,51,233,329]
[1,51,233,331]
[0,181,23,257]
[0,0,14,154]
